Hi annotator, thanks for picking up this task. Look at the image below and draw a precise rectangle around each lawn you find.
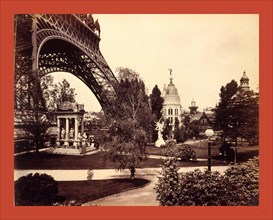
[15,151,227,170]
[146,141,259,160]
[15,152,163,169]
[57,178,150,205]
[145,141,220,158]
[14,142,258,170]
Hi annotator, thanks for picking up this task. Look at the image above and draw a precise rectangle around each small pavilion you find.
[53,101,93,155]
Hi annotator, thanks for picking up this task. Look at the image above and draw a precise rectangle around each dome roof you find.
[240,71,249,81]
[165,82,178,95]
[163,81,181,105]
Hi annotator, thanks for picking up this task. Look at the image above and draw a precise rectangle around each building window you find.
[168,108,173,115]
[175,109,178,115]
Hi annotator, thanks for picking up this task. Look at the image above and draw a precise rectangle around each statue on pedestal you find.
[155,121,165,147]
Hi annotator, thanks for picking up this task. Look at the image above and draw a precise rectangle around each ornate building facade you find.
[162,70,182,127]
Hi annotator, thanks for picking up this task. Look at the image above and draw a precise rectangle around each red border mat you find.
[1,0,272,220]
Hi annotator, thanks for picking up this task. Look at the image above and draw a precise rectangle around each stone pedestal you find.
[155,137,165,147]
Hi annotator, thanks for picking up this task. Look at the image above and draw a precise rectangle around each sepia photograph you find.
[13,13,260,207]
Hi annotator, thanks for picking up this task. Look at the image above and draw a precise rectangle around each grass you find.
[15,152,162,169]
[57,178,150,204]
[14,142,258,170]
[146,141,259,160]
[15,151,228,170]
[145,142,220,159]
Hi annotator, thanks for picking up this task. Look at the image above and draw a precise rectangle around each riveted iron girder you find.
[15,14,118,113]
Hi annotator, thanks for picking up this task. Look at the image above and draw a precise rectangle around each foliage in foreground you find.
[155,156,259,206]
[15,173,59,206]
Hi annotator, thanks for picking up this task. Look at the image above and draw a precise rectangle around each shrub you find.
[176,144,197,161]
[178,169,224,206]
[222,156,259,205]
[155,156,259,206]
[15,173,59,206]
[164,143,197,161]
[155,158,181,206]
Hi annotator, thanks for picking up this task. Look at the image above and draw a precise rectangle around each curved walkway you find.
[14,166,229,206]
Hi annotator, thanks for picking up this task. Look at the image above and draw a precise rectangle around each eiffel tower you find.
[15,14,117,111]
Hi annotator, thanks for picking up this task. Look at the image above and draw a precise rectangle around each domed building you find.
[162,70,182,127]
[239,71,250,92]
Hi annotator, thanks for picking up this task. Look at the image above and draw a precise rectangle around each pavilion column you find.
[57,118,60,139]
[64,118,69,146]
[56,117,60,147]
[81,117,84,135]
[74,117,78,148]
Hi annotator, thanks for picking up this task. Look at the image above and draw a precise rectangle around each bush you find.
[155,156,259,206]
[178,169,224,205]
[15,173,59,206]
[176,145,197,161]
[155,158,181,206]
[164,143,197,161]
[222,157,259,205]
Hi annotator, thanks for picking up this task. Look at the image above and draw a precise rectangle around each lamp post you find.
[205,128,214,172]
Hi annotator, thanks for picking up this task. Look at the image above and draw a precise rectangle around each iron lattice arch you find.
[15,14,118,111]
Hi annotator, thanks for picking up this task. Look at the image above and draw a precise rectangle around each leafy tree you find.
[40,75,59,111]
[215,79,259,144]
[15,70,52,153]
[101,67,154,179]
[180,114,200,140]
[227,91,259,144]
[41,76,77,111]
[150,85,164,120]
[162,118,172,140]
[57,79,76,104]
[150,85,164,142]
[84,110,108,148]
[173,117,186,143]
[215,80,238,134]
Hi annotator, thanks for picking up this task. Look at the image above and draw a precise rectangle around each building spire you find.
[169,68,173,83]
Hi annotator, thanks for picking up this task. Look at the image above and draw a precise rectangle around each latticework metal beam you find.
[15,14,117,112]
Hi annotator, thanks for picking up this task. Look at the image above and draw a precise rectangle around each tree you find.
[162,118,172,140]
[150,85,164,142]
[173,117,185,143]
[15,70,52,153]
[57,79,76,104]
[150,85,164,120]
[101,67,154,179]
[215,80,259,144]
[227,91,259,144]
[40,75,77,111]
[179,114,199,140]
[215,79,238,134]
[40,75,59,111]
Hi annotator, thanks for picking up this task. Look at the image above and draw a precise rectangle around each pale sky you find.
[51,14,259,112]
